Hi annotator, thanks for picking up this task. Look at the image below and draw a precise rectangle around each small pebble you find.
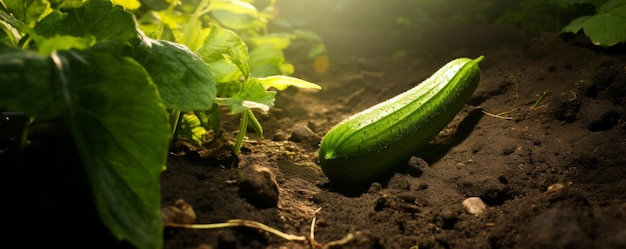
[162,199,197,224]
[237,165,279,208]
[271,130,288,141]
[289,125,315,141]
[462,197,487,216]
[545,183,565,195]
[368,182,383,193]
[288,125,321,145]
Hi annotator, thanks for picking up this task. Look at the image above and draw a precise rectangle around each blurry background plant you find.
[401,0,626,47]
[275,0,625,47]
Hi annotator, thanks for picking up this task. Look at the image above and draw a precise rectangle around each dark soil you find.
[160,24,626,249]
[5,10,625,249]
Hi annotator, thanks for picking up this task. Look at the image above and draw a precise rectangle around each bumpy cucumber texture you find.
[318,56,485,186]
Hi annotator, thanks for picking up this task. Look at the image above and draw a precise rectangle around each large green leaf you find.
[134,35,217,111]
[54,45,168,249]
[0,42,168,249]
[580,12,626,46]
[562,0,626,47]
[59,0,137,42]
[0,45,59,118]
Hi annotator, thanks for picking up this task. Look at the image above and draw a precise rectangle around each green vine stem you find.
[233,109,249,155]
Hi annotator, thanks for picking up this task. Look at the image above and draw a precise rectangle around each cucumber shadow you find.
[412,107,485,165]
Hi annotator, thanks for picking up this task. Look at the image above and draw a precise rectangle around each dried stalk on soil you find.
[164,207,361,249]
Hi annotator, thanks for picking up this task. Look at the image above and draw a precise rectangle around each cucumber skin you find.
[318,56,484,186]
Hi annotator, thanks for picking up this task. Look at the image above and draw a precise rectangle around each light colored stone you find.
[545,183,565,195]
[162,199,197,224]
[462,197,487,216]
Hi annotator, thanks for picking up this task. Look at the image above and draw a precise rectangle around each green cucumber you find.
[318,56,485,186]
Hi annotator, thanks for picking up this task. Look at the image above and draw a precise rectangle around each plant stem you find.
[531,90,550,109]
[169,109,181,146]
[247,109,263,138]
[233,110,249,155]
[182,0,211,49]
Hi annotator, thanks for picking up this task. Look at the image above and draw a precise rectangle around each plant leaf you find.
[197,24,248,83]
[54,46,168,249]
[0,45,59,118]
[32,10,65,38]
[134,35,217,111]
[36,34,95,54]
[257,75,321,91]
[558,0,605,7]
[48,0,86,9]
[562,0,626,47]
[562,15,592,33]
[111,0,141,10]
[59,0,137,42]
[599,0,626,13]
[3,0,51,26]
[179,112,208,145]
[247,33,293,50]
[581,12,626,47]
[209,0,263,31]
[195,105,221,134]
[249,44,293,77]
[216,78,275,114]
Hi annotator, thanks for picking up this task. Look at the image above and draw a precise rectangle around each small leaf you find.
[242,100,270,112]
[179,112,208,145]
[247,33,293,50]
[49,0,86,9]
[249,44,293,77]
[257,75,321,91]
[3,0,51,26]
[197,24,248,83]
[216,78,275,114]
[111,0,141,10]
[307,43,327,58]
[32,10,64,39]
[36,35,95,54]
[562,15,592,33]
[195,105,221,133]
[209,0,263,31]
[0,18,22,46]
